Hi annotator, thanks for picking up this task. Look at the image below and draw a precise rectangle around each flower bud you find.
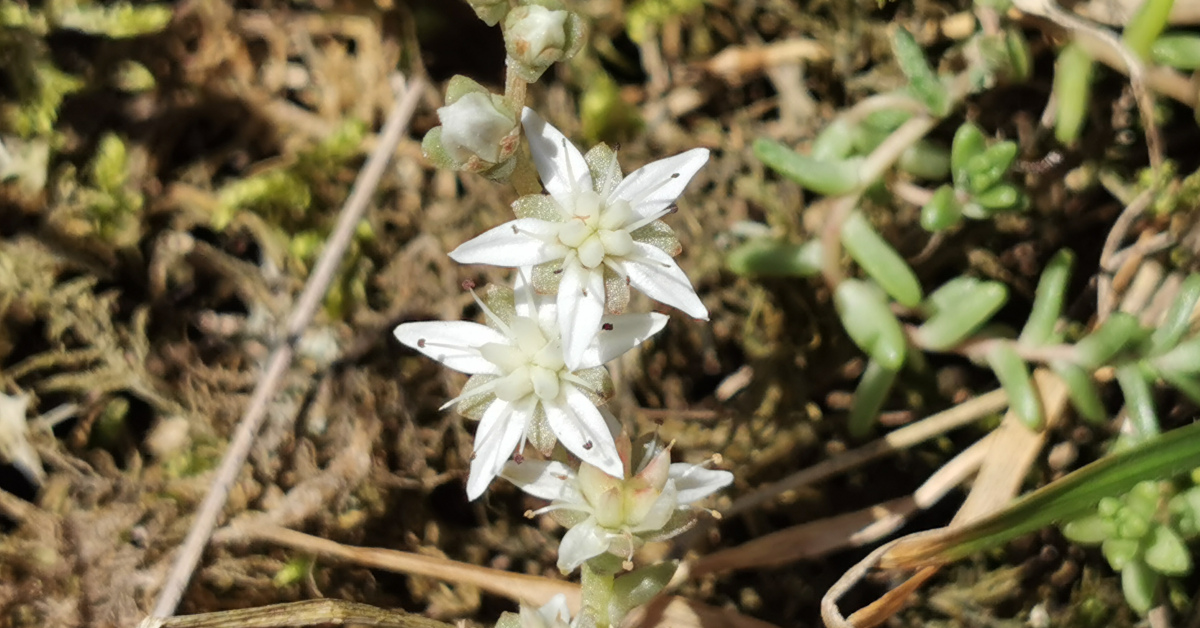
[503,2,586,82]
[422,75,520,180]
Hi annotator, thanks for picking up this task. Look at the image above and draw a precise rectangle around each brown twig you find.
[147,74,426,621]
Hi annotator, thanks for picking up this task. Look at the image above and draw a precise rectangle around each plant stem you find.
[581,562,615,628]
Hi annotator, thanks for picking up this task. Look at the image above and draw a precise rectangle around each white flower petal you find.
[466,399,530,500]
[557,263,607,370]
[536,594,572,628]
[610,148,709,219]
[669,464,733,505]
[500,458,577,501]
[625,243,708,320]
[547,387,623,478]
[557,518,610,573]
[576,312,669,368]
[449,218,563,267]
[522,108,592,202]
[394,321,505,375]
[512,266,541,319]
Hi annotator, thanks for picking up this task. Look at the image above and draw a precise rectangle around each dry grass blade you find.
[720,389,1007,517]
[222,522,782,628]
[148,75,427,620]
[692,435,990,575]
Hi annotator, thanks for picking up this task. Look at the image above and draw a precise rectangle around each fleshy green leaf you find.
[812,119,857,161]
[841,211,923,307]
[964,141,1018,194]
[1020,249,1074,346]
[986,343,1042,429]
[1121,0,1175,60]
[726,239,822,278]
[916,279,1007,351]
[1063,513,1116,544]
[1151,33,1200,70]
[1051,360,1107,424]
[1116,363,1161,444]
[1142,525,1190,573]
[1054,42,1095,144]
[1073,313,1144,369]
[897,140,951,180]
[892,27,950,116]
[753,138,861,196]
[919,184,962,232]
[1121,558,1159,615]
[1149,274,1200,355]
[848,359,899,439]
[951,123,988,190]
[835,279,908,370]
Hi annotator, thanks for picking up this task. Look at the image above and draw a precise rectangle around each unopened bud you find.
[422,75,521,180]
[503,3,585,82]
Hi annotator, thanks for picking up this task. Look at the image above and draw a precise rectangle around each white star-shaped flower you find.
[394,271,668,500]
[449,108,710,369]
[502,436,733,574]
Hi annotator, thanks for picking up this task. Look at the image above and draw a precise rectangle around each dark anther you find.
[670,173,680,179]
[602,323,614,331]
[554,268,564,275]
[583,440,593,450]
[417,338,427,348]
[462,279,476,290]
[513,453,525,464]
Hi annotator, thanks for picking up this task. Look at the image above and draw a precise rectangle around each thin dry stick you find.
[138,600,453,628]
[721,388,1008,518]
[148,75,427,621]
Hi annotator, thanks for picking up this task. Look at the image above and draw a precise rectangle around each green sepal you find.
[1019,249,1074,346]
[609,562,678,626]
[753,138,862,196]
[920,184,962,232]
[726,239,822,277]
[841,211,923,307]
[848,359,899,439]
[892,27,950,116]
[835,279,908,370]
[986,343,1042,429]
[916,279,1008,351]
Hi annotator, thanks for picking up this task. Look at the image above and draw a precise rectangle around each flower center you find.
[556,190,635,269]
[478,316,568,402]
